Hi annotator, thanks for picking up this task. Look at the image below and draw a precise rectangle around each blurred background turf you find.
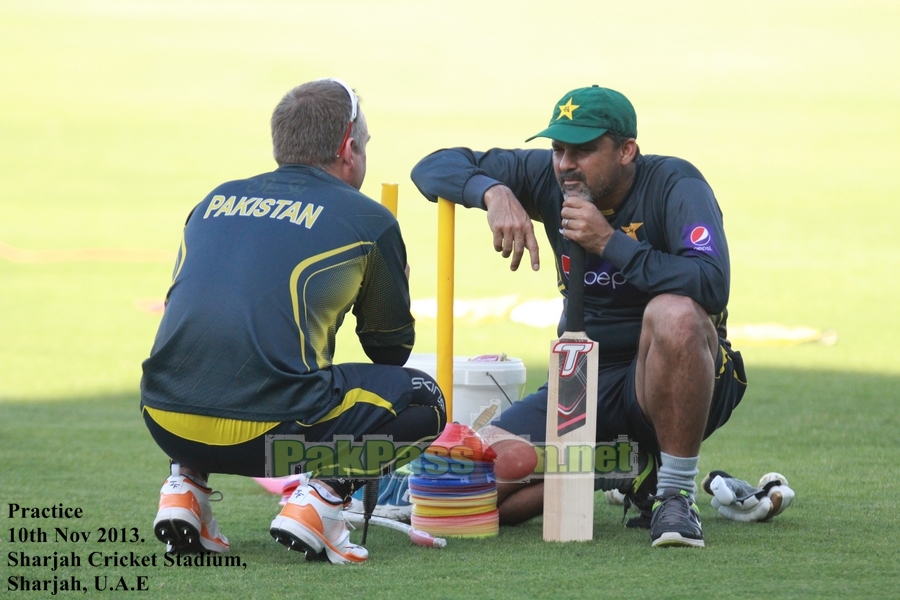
[2,0,898,399]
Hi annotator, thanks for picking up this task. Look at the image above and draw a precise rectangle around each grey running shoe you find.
[650,488,704,548]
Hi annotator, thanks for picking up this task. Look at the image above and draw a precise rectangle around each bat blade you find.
[543,243,598,542]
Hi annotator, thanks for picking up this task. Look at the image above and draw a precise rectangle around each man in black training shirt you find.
[411,85,746,548]
[142,79,445,564]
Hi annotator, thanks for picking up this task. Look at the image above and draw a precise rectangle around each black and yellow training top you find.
[141,164,414,423]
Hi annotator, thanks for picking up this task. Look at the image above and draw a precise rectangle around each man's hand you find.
[484,185,540,271]
[559,183,614,256]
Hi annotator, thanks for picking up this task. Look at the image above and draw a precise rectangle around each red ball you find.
[490,439,539,482]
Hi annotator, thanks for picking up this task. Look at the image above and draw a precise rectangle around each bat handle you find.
[566,242,586,332]
[409,528,447,548]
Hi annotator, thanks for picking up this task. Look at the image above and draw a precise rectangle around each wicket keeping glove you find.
[701,471,795,522]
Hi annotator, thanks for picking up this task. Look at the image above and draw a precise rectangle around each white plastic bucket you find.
[403,353,526,428]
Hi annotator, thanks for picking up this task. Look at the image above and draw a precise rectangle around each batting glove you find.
[701,470,795,522]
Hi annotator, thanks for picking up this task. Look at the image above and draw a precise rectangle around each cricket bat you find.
[543,241,599,542]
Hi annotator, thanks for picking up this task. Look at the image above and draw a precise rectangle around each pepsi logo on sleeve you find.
[683,224,718,256]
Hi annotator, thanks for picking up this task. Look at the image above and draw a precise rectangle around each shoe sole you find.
[651,532,705,548]
[154,509,228,554]
[270,515,367,564]
[155,514,219,554]
[155,515,202,553]
[270,515,325,556]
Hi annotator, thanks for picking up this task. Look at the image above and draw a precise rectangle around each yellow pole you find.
[437,198,455,421]
[381,183,399,217]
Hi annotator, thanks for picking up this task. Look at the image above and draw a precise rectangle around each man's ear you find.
[620,138,638,165]
[327,136,358,183]
[337,135,355,164]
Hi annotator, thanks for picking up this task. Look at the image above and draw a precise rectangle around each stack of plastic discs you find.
[409,422,499,538]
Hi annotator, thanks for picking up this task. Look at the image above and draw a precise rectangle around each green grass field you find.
[2,1,899,598]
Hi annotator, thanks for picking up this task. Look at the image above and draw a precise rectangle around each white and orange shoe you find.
[153,474,230,553]
[269,483,368,564]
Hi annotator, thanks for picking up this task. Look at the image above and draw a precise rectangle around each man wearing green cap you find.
[411,85,747,548]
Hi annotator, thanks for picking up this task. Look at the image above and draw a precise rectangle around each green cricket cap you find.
[526,85,637,144]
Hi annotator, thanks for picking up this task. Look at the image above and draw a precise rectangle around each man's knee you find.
[642,294,716,351]
[406,368,448,424]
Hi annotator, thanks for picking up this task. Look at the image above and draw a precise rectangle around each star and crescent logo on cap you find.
[556,98,579,120]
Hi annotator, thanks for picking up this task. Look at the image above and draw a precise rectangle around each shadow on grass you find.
[1,367,898,598]
[1,365,897,509]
